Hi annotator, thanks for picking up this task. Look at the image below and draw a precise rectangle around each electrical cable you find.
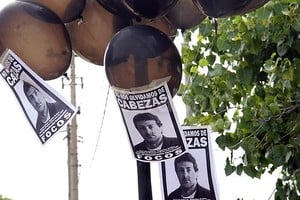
[88,83,111,168]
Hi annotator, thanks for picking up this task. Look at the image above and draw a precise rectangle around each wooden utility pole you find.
[67,56,79,200]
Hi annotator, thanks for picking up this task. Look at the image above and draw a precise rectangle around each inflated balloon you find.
[105,25,182,96]
[166,0,206,30]
[0,1,72,80]
[125,0,179,19]
[193,0,251,18]
[66,0,131,66]
[96,0,137,19]
[238,0,270,15]
[132,17,177,40]
[97,0,178,20]
[20,0,86,23]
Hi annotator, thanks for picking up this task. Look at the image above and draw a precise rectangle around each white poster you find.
[0,49,77,144]
[161,126,219,200]
[112,82,187,162]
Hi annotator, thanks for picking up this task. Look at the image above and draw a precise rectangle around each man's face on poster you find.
[26,86,47,113]
[175,161,198,189]
[135,119,163,144]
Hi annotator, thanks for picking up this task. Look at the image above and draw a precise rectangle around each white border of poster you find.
[160,126,220,200]
[0,49,77,144]
[112,82,187,162]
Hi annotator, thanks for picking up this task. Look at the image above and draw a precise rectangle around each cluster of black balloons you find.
[0,0,269,95]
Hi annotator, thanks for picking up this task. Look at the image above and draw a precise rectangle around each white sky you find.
[0,1,279,200]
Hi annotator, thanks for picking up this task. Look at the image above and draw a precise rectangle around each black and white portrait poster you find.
[112,82,187,162]
[0,49,77,145]
[161,126,219,200]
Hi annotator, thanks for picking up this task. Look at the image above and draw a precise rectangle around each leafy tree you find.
[180,0,300,199]
[0,195,11,200]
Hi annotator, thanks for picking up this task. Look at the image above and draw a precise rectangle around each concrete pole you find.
[68,55,79,200]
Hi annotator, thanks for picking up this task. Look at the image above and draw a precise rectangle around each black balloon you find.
[105,25,182,96]
[238,0,270,15]
[0,1,72,80]
[97,0,178,19]
[20,0,86,23]
[97,0,136,19]
[132,16,177,40]
[193,0,251,18]
[126,0,178,19]
[66,0,130,66]
[166,0,206,30]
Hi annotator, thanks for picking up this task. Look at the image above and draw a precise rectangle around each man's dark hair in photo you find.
[174,152,199,172]
[133,112,163,128]
[22,81,63,131]
[23,81,38,95]
[133,112,179,151]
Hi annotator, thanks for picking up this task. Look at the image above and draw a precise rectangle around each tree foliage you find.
[0,195,11,200]
[180,0,300,199]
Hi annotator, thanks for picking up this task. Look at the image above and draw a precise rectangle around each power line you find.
[89,84,111,167]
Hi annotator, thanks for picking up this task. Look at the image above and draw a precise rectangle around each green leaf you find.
[214,118,224,131]
[236,66,253,85]
[277,42,288,57]
[295,169,300,191]
[269,103,281,115]
[282,65,294,81]
[267,144,288,167]
[256,6,272,20]
[207,64,225,77]
[243,164,259,178]
[216,34,230,52]
[236,163,244,176]
[197,19,214,36]
[215,135,226,150]
[206,54,216,65]
[198,58,209,67]
[265,131,280,143]
[293,58,300,86]
[281,8,290,16]
[292,17,300,31]
[225,157,236,176]
[241,137,260,153]
[190,65,198,73]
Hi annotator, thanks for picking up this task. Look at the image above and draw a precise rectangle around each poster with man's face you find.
[161,126,219,200]
[0,49,77,144]
[112,82,187,162]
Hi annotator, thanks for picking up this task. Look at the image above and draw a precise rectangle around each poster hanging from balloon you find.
[161,126,219,200]
[0,49,77,144]
[112,82,187,162]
